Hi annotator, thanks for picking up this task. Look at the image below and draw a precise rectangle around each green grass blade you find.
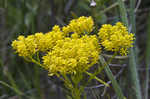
[117,0,128,27]
[117,0,142,98]
[129,49,142,99]
[129,0,142,99]
[0,80,23,95]
[18,70,31,90]
[145,13,150,99]
[100,55,125,99]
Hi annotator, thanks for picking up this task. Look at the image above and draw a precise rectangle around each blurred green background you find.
[0,0,150,99]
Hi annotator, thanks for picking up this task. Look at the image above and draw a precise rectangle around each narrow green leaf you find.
[100,55,125,99]
[145,13,150,99]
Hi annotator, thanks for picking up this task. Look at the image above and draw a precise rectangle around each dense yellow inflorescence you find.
[11,16,99,75]
[35,25,64,52]
[98,22,134,55]
[11,35,37,57]
[12,16,134,76]
[62,16,94,36]
[11,25,64,57]
[42,35,100,76]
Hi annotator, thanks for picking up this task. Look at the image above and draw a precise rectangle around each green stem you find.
[28,57,43,98]
[117,0,142,99]
[62,74,81,99]
[29,57,43,67]
[100,55,125,99]
[85,71,109,87]
[129,49,142,99]
[101,0,125,14]
[4,0,7,9]
[36,52,40,62]
[117,0,128,27]
[1,77,23,97]
[85,53,117,87]
[145,13,150,99]
[129,0,142,98]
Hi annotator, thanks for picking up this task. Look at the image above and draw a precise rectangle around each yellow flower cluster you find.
[11,25,64,57]
[12,16,100,76]
[42,35,100,76]
[34,25,64,52]
[98,22,134,55]
[11,35,37,57]
[62,16,94,36]
[12,16,134,76]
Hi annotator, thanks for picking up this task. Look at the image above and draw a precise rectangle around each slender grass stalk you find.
[99,55,125,99]
[0,80,31,98]
[0,58,2,67]
[0,80,23,95]
[0,0,1,7]
[101,0,125,14]
[129,0,142,99]
[145,13,150,99]
[5,72,23,99]
[29,58,43,98]
[117,0,142,99]
[18,70,31,89]
[129,0,136,33]
[129,49,142,98]
[117,0,128,27]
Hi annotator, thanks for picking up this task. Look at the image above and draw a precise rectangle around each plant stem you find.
[117,0,128,27]
[85,71,109,87]
[100,55,125,99]
[117,0,142,99]
[29,57,43,67]
[129,0,142,99]
[101,0,126,14]
[129,49,142,99]
[145,13,150,99]
[0,81,23,95]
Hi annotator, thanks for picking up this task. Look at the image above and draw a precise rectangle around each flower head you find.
[98,22,134,55]
[11,35,37,57]
[42,35,100,76]
[34,26,64,52]
[62,16,94,36]
[12,25,65,56]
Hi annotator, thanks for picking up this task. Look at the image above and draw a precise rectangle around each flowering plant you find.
[12,16,134,99]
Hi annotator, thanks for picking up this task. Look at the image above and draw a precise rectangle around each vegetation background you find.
[0,0,150,99]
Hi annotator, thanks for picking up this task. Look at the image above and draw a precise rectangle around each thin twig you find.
[102,54,128,59]
[109,64,127,67]
[64,0,75,14]
[112,95,117,99]
[85,64,126,89]
[134,0,141,12]
[101,0,126,13]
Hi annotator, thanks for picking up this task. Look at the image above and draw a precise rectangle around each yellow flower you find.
[11,35,37,57]
[62,16,94,36]
[42,35,100,76]
[34,31,64,52]
[98,22,134,55]
[11,25,65,57]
